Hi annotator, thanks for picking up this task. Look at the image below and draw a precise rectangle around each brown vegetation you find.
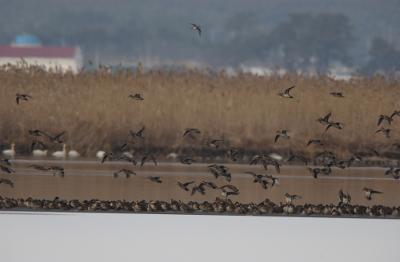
[0,65,399,158]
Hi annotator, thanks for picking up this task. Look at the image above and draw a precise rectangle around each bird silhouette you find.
[190,23,202,36]
[278,86,295,98]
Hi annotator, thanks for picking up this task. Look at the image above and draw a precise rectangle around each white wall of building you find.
[0,56,81,73]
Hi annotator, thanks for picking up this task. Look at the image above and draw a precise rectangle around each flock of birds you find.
[1,27,399,215]
[0,196,399,217]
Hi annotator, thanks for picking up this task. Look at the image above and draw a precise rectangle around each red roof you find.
[0,45,76,58]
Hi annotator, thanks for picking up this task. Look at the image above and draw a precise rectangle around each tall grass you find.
[0,65,399,158]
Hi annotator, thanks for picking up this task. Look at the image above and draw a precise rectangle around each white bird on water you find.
[96,150,106,160]
[52,144,67,159]
[2,143,16,157]
[68,146,80,158]
[32,149,47,157]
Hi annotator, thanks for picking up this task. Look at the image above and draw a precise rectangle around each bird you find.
[250,154,281,173]
[96,150,106,160]
[284,193,301,204]
[183,128,201,139]
[330,92,344,98]
[325,121,343,132]
[287,152,308,165]
[245,172,269,189]
[266,175,280,187]
[0,164,15,174]
[16,93,32,104]
[140,154,157,167]
[49,166,65,177]
[307,139,324,147]
[278,86,295,98]
[377,115,393,126]
[130,126,145,139]
[317,112,332,125]
[225,147,240,162]
[190,23,201,36]
[68,147,80,158]
[191,185,206,196]
[0,178,14,188]
[148,176,162,183]
[28,129,46,137]
[375,127,391,138]
[100,152,113,164]
[208,164,232,182]
[207,139,225,148]
[180,156,195,165]
[177,181,194,192]
[129,93,144,100]
[275,130,290,143]
[2,143,15,157]
[390,110,400,119]
[308,167,322,178]
[44,131,66,144]
[219,185,239,198]
[31,140,47,150]
[199,181,218,189]
[113,169,136,178]
[52,144,67,158]
[363,187,382,200]
[338,190,351,205]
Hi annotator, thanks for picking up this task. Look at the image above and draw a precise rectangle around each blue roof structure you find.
[14,34,41,46]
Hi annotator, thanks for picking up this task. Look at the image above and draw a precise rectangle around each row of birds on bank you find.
[0,196,397,217]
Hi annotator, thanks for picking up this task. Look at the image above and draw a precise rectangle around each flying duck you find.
[16,93,32,104]
[278,86,295,98]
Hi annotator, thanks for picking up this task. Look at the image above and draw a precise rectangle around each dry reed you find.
[0,65,399,159]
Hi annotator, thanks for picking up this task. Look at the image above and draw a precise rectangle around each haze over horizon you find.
[0,0,399,74]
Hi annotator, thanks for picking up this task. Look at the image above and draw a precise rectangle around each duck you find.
[190,23,202,36]
[2,143,15,157]
[278,85,295,98]
[52,144,67,158]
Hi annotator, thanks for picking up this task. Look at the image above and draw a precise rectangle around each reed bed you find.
[0,65,399,158]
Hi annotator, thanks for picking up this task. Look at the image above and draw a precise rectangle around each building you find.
[0,34,82,73]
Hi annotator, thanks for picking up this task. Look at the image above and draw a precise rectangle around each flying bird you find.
[148,176,162,183]
[375,127,391,138]
[275,130,290,143]
[190,23,201,36]
[278,86,295,99]
[284,193,301,204]
[363,187,382,200]
[338,190,351,205]
[177,181,195,192]
[317,112,332,125]
[183,128,201,139]
[16,93,32,104]
[130,126,145,139]
[113,168,136,178]
[307,139,324,147]
[129,93,144,101]
[330,92,344,98]
[377,115,393,126]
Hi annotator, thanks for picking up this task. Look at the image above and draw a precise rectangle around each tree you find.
[266,13,355,73]
[362,37,400,75]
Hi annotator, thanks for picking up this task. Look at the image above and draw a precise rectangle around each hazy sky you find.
[0,1,399,71]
